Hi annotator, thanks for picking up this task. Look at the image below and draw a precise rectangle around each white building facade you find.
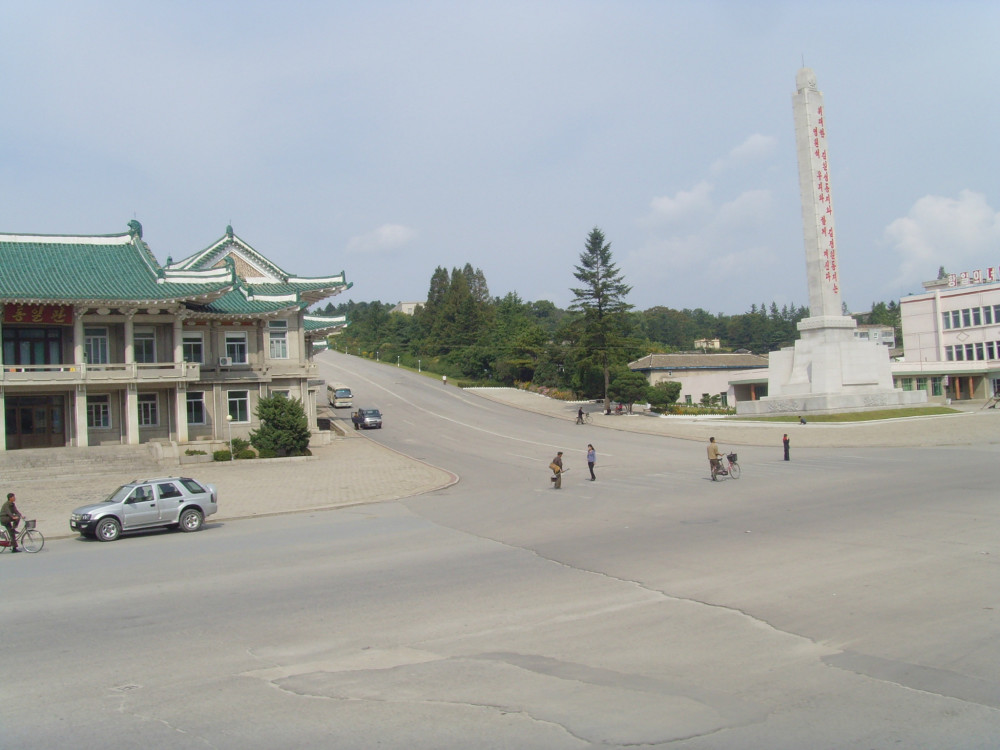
[895,273,1000,402]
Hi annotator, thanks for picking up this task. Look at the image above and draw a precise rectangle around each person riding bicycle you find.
[1,492,23,552]
[707,437,723,480]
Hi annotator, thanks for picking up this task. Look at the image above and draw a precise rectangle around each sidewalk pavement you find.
[467,387,1000,449]
[8,388,997,544]
[9,432,457,543]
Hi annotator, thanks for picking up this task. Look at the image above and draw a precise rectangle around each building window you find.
[84,328,109,364]
[988,342,997,360]
[182,332,204,363]
[951,310,961,329]
[900,378,913,391]
[186,392,206,424]
[684,394,692,405]
[138,393,158,426]
[225,332,248,364]
[268,320,288,359]
[916,377,927,392]
[942,312,952,330]
[966,344,975,361]
[87,394,110,428]
[134,327,156,363]
[2,327,63,366]
[973,307,982,326]
[975,343,984,360]
[954,345,964,361]
[994,305,1000,324]
[228,390,250,422]
[931,377,944,396]
[985,307,995,325]
[270,389,290,398]
[962,309,972,328]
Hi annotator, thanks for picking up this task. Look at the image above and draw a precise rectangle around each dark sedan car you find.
[352,408,383,429]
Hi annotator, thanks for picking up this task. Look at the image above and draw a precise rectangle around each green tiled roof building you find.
[0,221,348,451]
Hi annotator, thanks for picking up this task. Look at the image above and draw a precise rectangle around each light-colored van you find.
[327,383,353,408]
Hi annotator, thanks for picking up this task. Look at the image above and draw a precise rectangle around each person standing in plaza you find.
[783,433,790,461]
[707,437,722,480]
[550,451,564,489]
[586,444,596,481]
[1,492,23,552]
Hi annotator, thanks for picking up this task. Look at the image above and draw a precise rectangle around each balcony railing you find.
[1,361,201,384]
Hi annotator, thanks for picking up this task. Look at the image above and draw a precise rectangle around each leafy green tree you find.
[249,395,310,457]
[608,370,649,413]
[570,227,633,412]
[647,380,682,410]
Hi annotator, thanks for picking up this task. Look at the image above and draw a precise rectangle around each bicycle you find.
[576,412,593,425]
[711,452,741,481]
[0,519,45,553]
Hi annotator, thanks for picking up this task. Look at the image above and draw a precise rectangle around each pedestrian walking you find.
[783,433,790,461]
[549,451,564,489]
[707,437,722,480]
[576,407,585,425]
[587,444,596,480]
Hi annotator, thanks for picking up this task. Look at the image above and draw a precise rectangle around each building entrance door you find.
[4,396,67,449]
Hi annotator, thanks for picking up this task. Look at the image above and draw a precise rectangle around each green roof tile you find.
[0,231,232,303]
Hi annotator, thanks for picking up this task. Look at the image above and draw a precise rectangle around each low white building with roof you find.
[628,352,770,407]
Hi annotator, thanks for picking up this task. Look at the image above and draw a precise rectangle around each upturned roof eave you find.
[2,289,234,307]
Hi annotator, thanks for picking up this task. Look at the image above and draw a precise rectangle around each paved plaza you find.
[6,387,998,542]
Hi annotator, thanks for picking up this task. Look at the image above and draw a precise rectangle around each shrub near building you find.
[250,395,311,457]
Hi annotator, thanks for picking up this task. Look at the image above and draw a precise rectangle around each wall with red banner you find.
[3,303,74,325]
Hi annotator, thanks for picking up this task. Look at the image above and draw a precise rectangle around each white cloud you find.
[631,187,778,289]
[646,181,714,225]
[716,189,774,229]
[885,190,1000,287]
[710,134,777,174]
[346,224,417,255]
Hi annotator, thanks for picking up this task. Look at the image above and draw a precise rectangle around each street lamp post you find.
[396,355,400,367]
[225,414,234,462]
[418,359,421,373]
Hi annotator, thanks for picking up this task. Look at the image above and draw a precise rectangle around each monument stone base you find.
[736,315,928,416]
[736,389,927,416]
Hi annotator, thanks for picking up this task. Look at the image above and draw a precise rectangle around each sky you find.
[2,1,998,315]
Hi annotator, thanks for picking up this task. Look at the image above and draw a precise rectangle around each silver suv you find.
[70,477,218,542]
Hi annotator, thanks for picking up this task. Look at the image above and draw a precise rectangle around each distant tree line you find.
[317,240,900,400]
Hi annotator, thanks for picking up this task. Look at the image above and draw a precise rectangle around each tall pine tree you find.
[570,227,633,413]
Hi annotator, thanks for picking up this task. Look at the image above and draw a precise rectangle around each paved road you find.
[4,350,1000,748]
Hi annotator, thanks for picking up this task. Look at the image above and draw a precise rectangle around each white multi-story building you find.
[895,271,1000,402]
[853,324,895,349]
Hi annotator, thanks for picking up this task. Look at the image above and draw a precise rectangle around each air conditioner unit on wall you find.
[219,356,233,367]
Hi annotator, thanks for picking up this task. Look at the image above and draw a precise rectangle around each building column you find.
[74,306,86,365]
[124,309,136,364]
[173,316,184,363]
[175,385,189,444]
[0,389,6,451]
[74,385,89,447]
[125,383,140,445]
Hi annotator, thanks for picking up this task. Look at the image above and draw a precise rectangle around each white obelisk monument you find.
[737,68,925,414]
